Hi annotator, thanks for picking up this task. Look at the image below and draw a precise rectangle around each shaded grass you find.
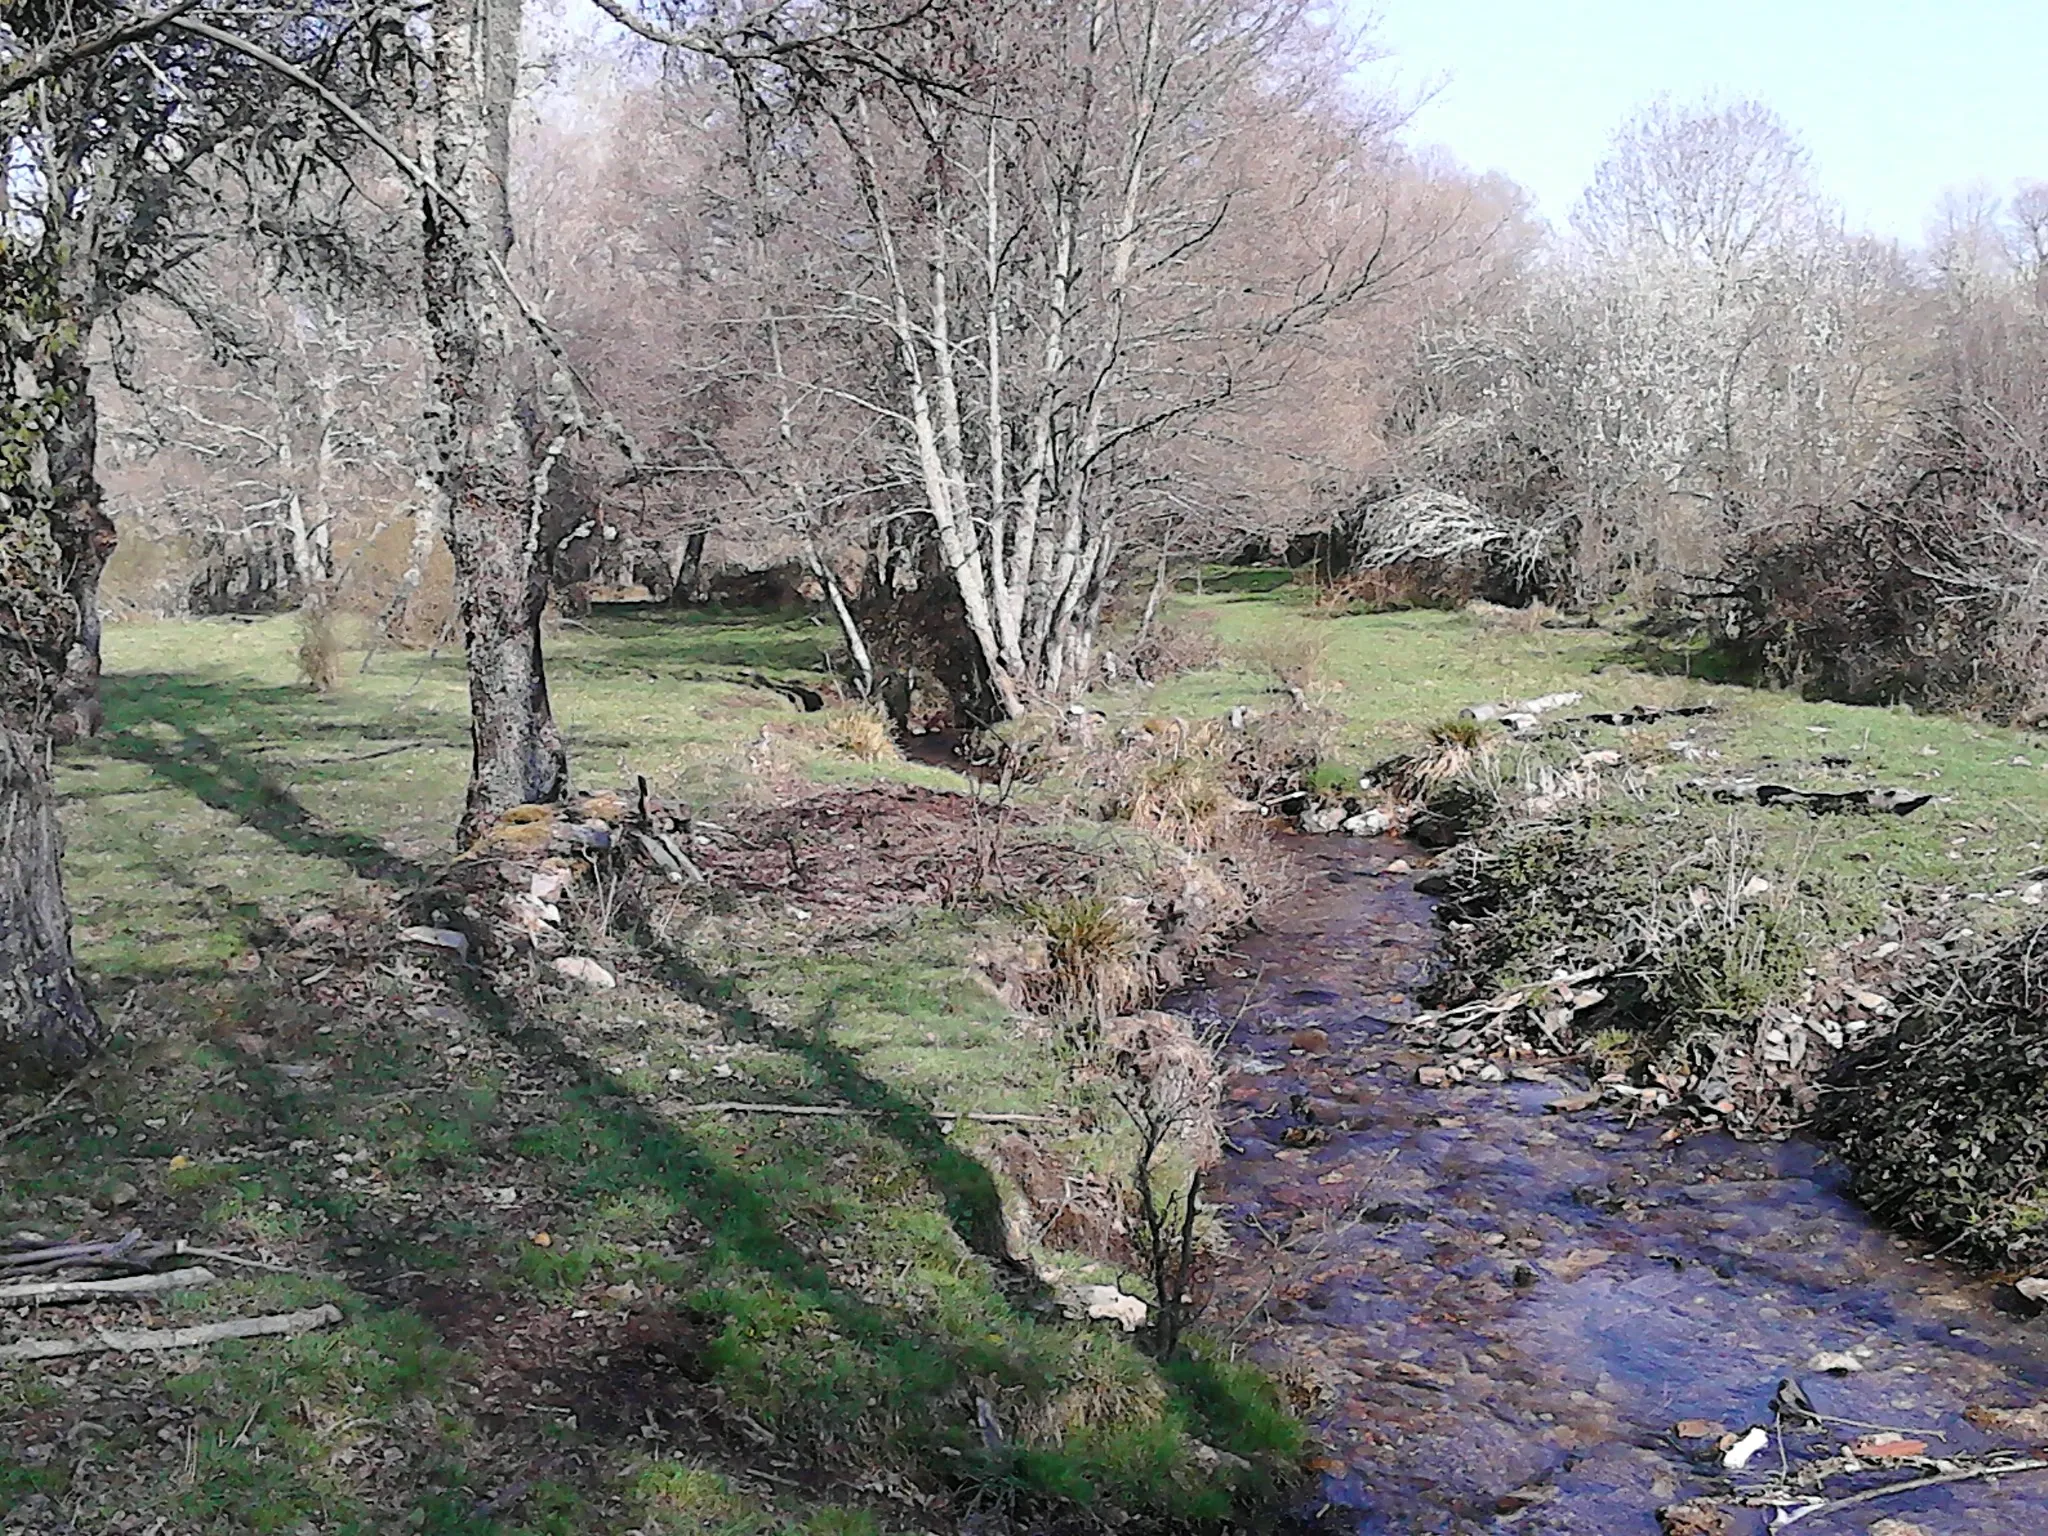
[5,607,1298,1535]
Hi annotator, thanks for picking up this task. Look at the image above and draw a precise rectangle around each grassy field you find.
[1151,586,2048,929]
[9,584,2048,1534]
[4,608,1292,1536]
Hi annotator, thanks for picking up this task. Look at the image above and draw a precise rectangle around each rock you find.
[399,926,468,957]
[1963,1401,2048,1438]
[1290,1027,1331,1055]
[1658,1499,1733,1536]
[1846,1435,1927,1459]
[92,1181,139,1211]
[1546,1247,1615,1282]
[1186,1439,1253,1474]
[1416,1065,1450,1087]
[1078,1284,1147,1331]
[2016,1277,2048,1303]
[1672,1418,1723,1441]
[1805,1350,1863,1375]
[1870,1522,1933,1536]
[1341,809,1390,836]
[530,867,571,903]
[1545,1088,1605,1114]
[1385,858,1412,874]
[1301,804,1346,834]
[552,955,617,991]
[1720,1425,1770,1469]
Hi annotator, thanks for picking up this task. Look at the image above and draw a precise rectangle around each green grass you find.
[3,607,1293,1536]
[1146,582,2048,927]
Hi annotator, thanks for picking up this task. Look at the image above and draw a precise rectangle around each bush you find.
[1825,924,2048,1269]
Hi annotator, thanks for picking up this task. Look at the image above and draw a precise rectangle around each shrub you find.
[1826,924,2048,1269]
[295,600,342,693]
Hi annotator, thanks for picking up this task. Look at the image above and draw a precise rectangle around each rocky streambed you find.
[1184,834,2048,1535]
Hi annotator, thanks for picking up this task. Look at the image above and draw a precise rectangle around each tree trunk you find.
[0,248,103,1080]
[0,729,99,1080]
[423,0,564,846]
[664,528,706,607]
[47,351,112,746]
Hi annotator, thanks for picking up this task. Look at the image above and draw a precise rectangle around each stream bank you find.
[1186,833,2048,1535]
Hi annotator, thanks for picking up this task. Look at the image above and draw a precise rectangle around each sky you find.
[1356,0,2048,243]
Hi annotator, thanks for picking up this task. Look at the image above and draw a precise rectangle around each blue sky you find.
[1356,0,2048,242]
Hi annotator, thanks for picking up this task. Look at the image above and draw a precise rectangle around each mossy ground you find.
[3,610,1294,1536]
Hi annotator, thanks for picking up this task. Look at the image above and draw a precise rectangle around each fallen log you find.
[1463,691,1583,724]
[1579,704,1715,727]
[1690,780,1933,816]
[666,1100,1064,1125]
[0,1303,342,1363]
[0,1267,216,1307]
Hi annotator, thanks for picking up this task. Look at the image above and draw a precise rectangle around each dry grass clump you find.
[814,703,900,763]
[1109,747,1241,852]
[1029,893,1144,1025]
[1379,716,1496,802]
[295,600,343,693]
[1241,629,1334,708]
[1466,598,1558,634]
[1126,615,1222,683]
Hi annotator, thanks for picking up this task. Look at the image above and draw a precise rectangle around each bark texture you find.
[0,243,103,1079]
[424,0,566,846]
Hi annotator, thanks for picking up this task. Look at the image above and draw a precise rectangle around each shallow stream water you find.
[1185,834,2048,1534]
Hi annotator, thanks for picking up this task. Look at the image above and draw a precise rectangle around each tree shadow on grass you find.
[50,686,1294,1523]
[90,673,448,885]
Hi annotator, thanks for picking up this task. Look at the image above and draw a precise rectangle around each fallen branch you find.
[169,1242,333,1279]
[669,1100,1063,1125]
[0,1231,151,1274]
[0,1267,217,1307]
[0,1304,343,1363]
[1757,1455,2048,1525]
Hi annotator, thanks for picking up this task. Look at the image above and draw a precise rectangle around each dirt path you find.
[1189,835,2048,1535]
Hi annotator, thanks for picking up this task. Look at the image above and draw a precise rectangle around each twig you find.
[0,1267,217,1306]
[667,1100,1062,1124]
[170,1242,334,1279]
[0,1079,86,1147]
[0,1303,343,1362]
[1761,1457,2048,1525]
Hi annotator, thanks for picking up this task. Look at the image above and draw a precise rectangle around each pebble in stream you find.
[1187,836,2048,1535]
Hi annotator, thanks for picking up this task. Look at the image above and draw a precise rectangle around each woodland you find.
[4,3,2048,1534]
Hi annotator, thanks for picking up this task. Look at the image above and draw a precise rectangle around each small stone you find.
[1290,1027,1331,1055]
[1416,1065,1450,1087]
[1870,1521,1933,1536]
[1806,1350,1864,1375]
[1078,1284,1147,1330]
[1300,804,1346,834]
[2016,1277,2048,1303]
[1385,859,1412,874]
[552,955,617,991]
[93,1181,139,1211]
[398,926,468,956]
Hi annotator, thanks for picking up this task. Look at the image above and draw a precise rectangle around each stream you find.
[1184,833,2048,1534]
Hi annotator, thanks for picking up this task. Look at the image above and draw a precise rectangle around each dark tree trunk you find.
[48,340,113,745]
[423,0,565,847]
[665,529,707,607]
[0,248,103,1080]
